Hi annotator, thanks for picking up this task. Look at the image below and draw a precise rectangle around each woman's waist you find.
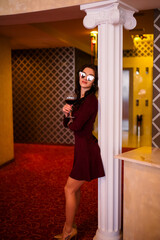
[75,132,97,141]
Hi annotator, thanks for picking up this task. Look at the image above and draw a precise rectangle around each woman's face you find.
[79,67,95,90]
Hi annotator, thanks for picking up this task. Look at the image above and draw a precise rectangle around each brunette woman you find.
[54,64,105,240]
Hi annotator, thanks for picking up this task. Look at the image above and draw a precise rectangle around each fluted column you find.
[81,1,137,240]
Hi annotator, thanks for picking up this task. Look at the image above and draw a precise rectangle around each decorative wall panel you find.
[123,41,153,57]
[12,47,75,145]
[152,9,160,148]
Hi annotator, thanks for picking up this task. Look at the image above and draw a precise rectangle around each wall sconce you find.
[90,31,98,39]
[136,67,140,75]
[146,67,149,74]
[91,36,96,45]
[90,31,98,65]
[132,34,152,42]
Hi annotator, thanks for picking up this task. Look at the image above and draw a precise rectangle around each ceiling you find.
[0,1,158,53]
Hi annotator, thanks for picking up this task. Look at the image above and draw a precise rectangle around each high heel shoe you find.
[54,223,77,239]
[60,227,77,240]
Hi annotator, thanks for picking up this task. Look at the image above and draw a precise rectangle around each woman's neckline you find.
[80,92,94,99]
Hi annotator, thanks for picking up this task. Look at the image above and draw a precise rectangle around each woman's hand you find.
[62,104,73,117]
[67,118,73,126]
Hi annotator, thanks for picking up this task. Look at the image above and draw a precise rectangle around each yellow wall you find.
[123,56,153,147]
[0,37,14,166]
[122,9,153,148]
[123,10,154,50]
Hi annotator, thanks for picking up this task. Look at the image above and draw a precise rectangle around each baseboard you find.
[0,158,15,169]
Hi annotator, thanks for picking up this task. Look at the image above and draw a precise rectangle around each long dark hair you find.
[75,64,98,101]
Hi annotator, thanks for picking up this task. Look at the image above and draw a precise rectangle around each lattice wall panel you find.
[123,41,153,57]
[152,9,160,147]
[12,47,75,145]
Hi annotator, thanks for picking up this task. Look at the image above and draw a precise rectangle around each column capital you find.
[80,0,138,30]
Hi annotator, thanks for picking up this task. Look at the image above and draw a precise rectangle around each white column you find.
[80,1,137,240]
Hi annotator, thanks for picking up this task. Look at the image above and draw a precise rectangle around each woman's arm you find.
[68,95,97,131]
[62,104,72,128]
[63,116,70,128]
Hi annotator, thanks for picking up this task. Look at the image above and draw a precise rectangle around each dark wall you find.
[12,47,92,145]
[75,48,92,76]
[12,47,75,145]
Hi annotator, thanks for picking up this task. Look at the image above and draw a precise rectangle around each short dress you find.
[63,93,105,181]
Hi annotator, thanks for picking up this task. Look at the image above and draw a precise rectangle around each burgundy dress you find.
[63,93,105,181]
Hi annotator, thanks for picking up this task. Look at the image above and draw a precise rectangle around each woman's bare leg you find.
[64,177,85,233]
[75,188,81,214]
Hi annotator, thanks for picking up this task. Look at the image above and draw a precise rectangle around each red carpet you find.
[0,144,98,240]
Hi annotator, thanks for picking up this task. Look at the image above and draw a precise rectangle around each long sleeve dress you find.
[63,93,105,181]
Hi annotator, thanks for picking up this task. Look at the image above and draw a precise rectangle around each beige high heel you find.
[60,227,77,240]
[54,224,77,239]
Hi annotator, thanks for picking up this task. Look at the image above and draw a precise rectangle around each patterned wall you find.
[152,9,160,148]
[123,41,153,57]
[12,47,75,145]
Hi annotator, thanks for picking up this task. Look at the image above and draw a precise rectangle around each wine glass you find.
[65,92,77,118]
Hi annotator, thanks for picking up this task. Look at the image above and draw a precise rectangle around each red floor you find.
[0,144,98,240]
[0,144,134,240]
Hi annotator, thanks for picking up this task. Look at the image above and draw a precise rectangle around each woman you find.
[55,64,105,240]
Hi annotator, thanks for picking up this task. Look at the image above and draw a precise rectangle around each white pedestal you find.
[115,147,160,240]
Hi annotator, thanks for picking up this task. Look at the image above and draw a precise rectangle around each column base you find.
[93,229,123,240]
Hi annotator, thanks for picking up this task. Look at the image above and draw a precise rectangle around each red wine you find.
[65,99,77,105]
